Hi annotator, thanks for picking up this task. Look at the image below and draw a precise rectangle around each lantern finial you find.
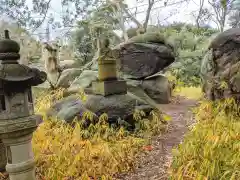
[0,30,20,62]
[4,30,9,39]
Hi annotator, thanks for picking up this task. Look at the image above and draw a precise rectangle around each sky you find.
[30,0,226,41]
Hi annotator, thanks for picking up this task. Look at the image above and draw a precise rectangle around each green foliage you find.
[160,23,219,86]
[71,1,121,64]
[0,0,101,30]
[170,99,240,180]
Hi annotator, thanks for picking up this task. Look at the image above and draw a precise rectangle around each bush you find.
[161,23,218,86]
[170,98,240,180]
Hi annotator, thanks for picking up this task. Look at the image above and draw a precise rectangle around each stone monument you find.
[92,39,127,96]
[0,30,47,180]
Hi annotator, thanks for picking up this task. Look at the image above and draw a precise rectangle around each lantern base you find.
[92,80,127,96]
[0,115,42,180]
[3,133,36,180]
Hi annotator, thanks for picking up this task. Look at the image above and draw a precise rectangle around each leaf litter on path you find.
[114,96,198,180]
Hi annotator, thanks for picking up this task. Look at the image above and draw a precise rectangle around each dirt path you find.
[115,96,198,180]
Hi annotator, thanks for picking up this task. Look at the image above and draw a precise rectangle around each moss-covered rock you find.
[201,28,240,101]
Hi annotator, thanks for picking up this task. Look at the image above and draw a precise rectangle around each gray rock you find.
[209,28,240,49]
[126,85,159,108]
[142,74,171,104]
[56,68,82,88]
[201,28,240,101]
[67,70,98,93]
[116,43,175,79]
[84,93,154,124]
[46,93,155,127]
[46,95,97,123]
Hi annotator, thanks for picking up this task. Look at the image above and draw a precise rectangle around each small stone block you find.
[92,80,127,96]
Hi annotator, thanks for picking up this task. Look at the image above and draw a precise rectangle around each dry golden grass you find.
[170,98,240,180]
[32,89,167,179]
[165,72,203,100]
[173,86,203,100]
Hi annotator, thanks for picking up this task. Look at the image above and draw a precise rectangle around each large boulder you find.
[114,32,175,79]
[126,73,172,104]
[201,28,240,101]
[46,95,94,124]
[46,93,155,128]
[84,93,154,126]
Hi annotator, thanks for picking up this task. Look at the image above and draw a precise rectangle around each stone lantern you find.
[92,38,127,96]
[0,30,47,180]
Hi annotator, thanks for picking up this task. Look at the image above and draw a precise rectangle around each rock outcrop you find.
[201,28,240,101]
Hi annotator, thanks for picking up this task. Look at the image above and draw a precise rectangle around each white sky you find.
[31,0,228,41]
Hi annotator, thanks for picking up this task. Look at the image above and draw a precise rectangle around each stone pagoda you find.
[92,38,127,96]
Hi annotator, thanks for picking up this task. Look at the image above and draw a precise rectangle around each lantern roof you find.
[0,30,47,85]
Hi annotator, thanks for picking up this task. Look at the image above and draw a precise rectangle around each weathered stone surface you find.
[201,28,240,101]
[92,80,127,96]
[209,28,240,50]
[84,93,154,124]
[142,74,171,104]
[47,93,155,126]
[66,72,172,105]
[46,95,95,123]
[125,73,172,104]
[29,63,82,89]
[114,33,175,79]
[67,70,98,93]
[56,68,82,88]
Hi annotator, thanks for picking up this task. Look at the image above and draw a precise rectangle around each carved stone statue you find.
[43,43,62,89]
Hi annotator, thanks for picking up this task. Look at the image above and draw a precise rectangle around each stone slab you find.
[92,80,127,96]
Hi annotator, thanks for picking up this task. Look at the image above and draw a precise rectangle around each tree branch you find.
[143,0,155,31]
[195,0,205,28]
[31,0,52,32]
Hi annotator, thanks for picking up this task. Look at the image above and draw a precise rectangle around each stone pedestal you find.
[0,140,7,172]
[92,80,127,96]
[0,115,42,180]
